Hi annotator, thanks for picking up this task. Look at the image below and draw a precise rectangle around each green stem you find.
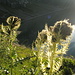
[49,43,56,75]
[10,59,13,75]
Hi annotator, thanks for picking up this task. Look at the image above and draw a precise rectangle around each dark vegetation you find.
[61,58,75,75]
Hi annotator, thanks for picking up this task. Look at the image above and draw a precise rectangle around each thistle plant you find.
[0,16,21,44]
[0,16,21,75]
[32,19,73,75]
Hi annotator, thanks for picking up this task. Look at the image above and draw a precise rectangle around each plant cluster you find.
[0,17,75,75]
[32,20,73,75]
[0,16,21,75]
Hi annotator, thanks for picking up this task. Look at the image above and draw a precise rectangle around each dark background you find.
[0,0,75,56]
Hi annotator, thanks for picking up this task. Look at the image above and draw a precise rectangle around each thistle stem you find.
[49,43,56,75]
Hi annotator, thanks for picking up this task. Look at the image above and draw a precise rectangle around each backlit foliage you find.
[0,17,75,75]
[32,20,73,75]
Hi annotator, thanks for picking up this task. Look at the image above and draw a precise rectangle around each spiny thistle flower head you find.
[37,30,47,43]
[52,19,73,42]
[6,16,21,30]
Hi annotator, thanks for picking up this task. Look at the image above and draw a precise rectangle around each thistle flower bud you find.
[37,30,47,43]
[6,16,21,30]
[52,20,72,42]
